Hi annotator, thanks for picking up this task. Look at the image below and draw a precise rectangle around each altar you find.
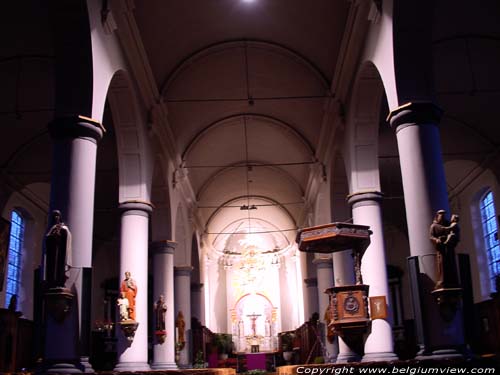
[230,293,279,353]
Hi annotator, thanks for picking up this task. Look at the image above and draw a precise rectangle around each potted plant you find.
[281,331,295,362]
[214,333,233,360]
[193,350,206,368]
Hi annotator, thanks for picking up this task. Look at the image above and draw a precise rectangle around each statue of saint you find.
[154,294,167,331]
[117,292,129,321]
[176,311,186,347]
[120,271,137,320]
[45,210,72,288]
[430,210,460,289]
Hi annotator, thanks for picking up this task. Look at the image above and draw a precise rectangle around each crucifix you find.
[246,312,261,336]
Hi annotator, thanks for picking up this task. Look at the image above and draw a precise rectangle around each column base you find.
[361,352,398,362]
[45,363,83,374]
[114,362,151,372]
[336,353,360,363]
[151,361,179,370]
[80,356,94,373]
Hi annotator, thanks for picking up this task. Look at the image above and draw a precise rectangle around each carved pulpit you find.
[296,222,372,336]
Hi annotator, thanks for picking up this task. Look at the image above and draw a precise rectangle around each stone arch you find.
[344,61,385,194]
[106,70,153,203]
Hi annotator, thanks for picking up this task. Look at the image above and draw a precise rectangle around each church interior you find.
[0,0,500,373]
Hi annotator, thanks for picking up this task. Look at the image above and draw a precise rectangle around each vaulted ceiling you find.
[133,0,351,248]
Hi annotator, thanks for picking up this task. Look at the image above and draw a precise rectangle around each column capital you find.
[304,277,318,287]
[49,115,105,143]
[387,102,443,133]
[347,191,383,208]
[313,256,332,269]
[150,240,176,254]
[119,200,154,217]
[174,265,194,276]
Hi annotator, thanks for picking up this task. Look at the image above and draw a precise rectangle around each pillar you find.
[151,240,178,370]
[388,102,464,356]
[44,115,104,373]
[304,277,318,321]
[191,282,204,322]
[333,250,359,363]
[313,257,338,362]
[114,201,152,372]
[348,191,398,362]
[175,266,193,368]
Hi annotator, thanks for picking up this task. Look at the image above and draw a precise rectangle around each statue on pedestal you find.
[120,271,137,320]
[154,294,167,331]
[154,294,167,344]
[45,210,72,288]
[430,210,460,290]
[176,311,186,350]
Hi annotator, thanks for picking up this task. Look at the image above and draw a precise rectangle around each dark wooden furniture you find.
[0,309,33,371]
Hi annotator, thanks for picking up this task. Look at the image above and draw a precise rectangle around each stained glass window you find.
[480,191,500,292]
[5,210,24,307]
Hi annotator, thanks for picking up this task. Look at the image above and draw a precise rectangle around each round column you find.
[333,250,359,363]
[45,116,104,373]
[313,257,338,363]
[151,240,178,370]
[114,201,152,372]
[175,266,193,368]
[303,277,318,321]
[388,102,450,257]
[191,282,204,322]
[348,191,397,362]
[388,102,464,356]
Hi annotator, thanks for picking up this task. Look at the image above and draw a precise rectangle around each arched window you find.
[5,210,25,307]
[480,191,500,292]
